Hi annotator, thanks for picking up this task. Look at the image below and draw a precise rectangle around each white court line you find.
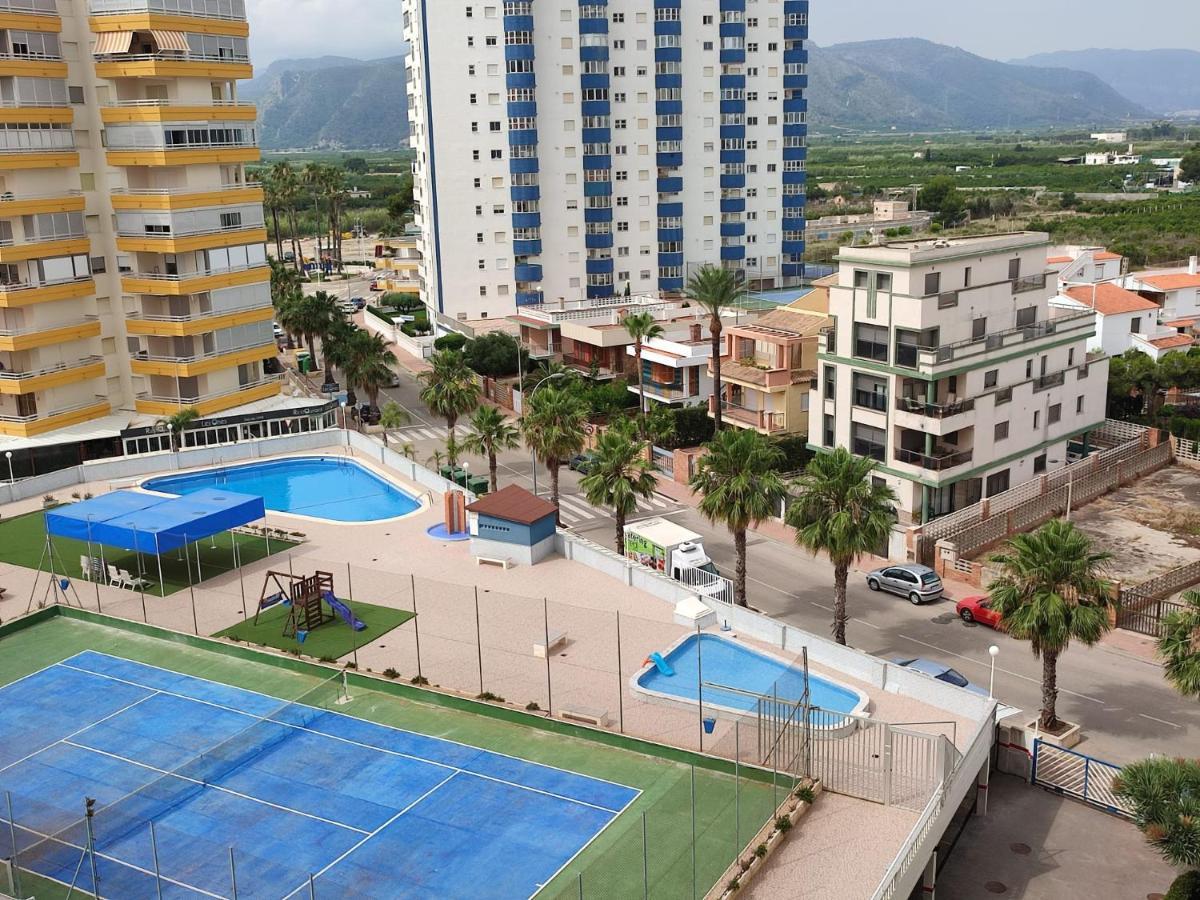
[530,786,642,900]
[1138,712,1183,728]
[60,740,370,836]
[9,820,225,900]
[0,692,160,777]
[57,660,635,814]
[279,772,460,900]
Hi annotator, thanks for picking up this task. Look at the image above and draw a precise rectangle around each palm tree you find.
[337,330,396,412]
[685,265,747,431]
[378,400,411,447]
[521,387,587,524]
[260,168,285,262]
[270,161,303,271]
[787,448,897,644]
[988,519,1113,731]
[1114,755,1200,891]
[308,291,345,375]
[691,429,787,606]
[581,421,658,553]
[276,292,336,369]
[462,404,520,492]
[419,349,480,442]
[159,407,200,451]
[622,311,665,433]
[427,447,446,471]
[1159,590,1200,699]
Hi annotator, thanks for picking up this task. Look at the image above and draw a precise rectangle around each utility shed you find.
[466,485,559,566]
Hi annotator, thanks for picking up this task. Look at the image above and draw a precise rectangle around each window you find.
[1032,410,1040,429]
[854,323,888,362]
[1025,359,1033,379]
[964,266,972,287]
[853,270,869,289]
[89,256,106,274]
[823,365,835,400]
[994,421,1009,441]
[68,86,84,104]
[219,212,241,230]
[823,415,835,447]
[1016,306,1037,328]
[1131,316,1141,334]
[851,423,886,462]
[1008,258,1022,280]
[924,272,941,296]
[984,369,998,389]
[986,469,1010,496]
[1048,403,1061,425]
[852,373,888,412]
[971,317,987,341]
[1068,348,1075,367]
[1076,395,1085,414]
[876,272,892,292]
[1033,454,1048,474]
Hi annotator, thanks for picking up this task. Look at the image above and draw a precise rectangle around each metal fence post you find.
[229,847,238,899]
[410,574,422,680]
[735,722,740,856]
[577,871,583,899]
[543,597,552,715]
[149,821,163,900]
[84,798,100,898]
[309,873,317,899]
[1082,758,1091,805]
[474,586,484,694]
[696,624,704,753]
[346,562,359,671]
[642,810,649,900]
[187,533,199,635]
[690,765,697,900]
[5,791,20,898]
[234,531,247,619]
[616,610,624,733]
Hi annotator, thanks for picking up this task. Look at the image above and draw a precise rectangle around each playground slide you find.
[647,651,675,677]
[322,590,367,632]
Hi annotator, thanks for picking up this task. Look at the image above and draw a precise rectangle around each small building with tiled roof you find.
[466,485,559,566]
[1052,282,1171,358]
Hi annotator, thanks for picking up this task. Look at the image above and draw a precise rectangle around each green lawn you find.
[214,599,413,660]
[0,508,296,597]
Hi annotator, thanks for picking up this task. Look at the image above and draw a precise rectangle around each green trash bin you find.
[439,464,455,480]
[451,468,468,487]
[296,351,312,374]
[468,475,489,495]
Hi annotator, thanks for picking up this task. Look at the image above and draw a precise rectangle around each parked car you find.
[892,657,987,696]
[369,281,384,291]
[351,296,367,310]
[338,300,356,316]
[955,595,1003,629]
[865,563,944,604]
[568,452,596,474]
[272,322,283,339]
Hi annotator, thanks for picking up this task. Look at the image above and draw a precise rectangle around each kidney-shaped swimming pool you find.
[143,457,422,523]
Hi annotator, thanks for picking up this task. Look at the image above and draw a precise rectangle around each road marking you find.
[896,634,1106,705]
[1137,713,1182,728]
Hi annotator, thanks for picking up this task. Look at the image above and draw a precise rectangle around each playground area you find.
[0,615,782,900]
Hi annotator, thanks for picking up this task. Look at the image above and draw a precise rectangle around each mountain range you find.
[245,38,1171,151]
[1014,48,1200,116]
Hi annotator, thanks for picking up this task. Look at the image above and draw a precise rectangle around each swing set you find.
[255,570,337,639]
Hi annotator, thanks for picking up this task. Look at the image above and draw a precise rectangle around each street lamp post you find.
[988,645,1000,699]
[527,371,568,498]
[5,450,12,484]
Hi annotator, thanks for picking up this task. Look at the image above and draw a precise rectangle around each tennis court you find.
[0,651,639,899]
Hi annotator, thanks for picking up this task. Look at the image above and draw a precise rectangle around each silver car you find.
[866,564,944,604]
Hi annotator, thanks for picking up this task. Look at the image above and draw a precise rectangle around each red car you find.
[956,595,1003,629]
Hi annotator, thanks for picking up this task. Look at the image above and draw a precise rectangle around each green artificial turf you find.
[0,507,296,597]
[214,599,413,660]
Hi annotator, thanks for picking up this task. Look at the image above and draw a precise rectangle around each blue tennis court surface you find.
[0,652,638,898]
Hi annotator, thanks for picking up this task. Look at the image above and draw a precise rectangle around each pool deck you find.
[0,446,981,899]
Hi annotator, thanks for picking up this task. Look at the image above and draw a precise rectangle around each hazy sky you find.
[245,0,1199,68]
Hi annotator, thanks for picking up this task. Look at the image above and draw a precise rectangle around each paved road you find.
[356,358,1198,765]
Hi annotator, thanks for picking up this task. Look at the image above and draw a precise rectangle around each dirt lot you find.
[1070,465,1200,586]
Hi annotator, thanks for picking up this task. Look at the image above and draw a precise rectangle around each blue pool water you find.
[144,457,421,522]
[637,633,867,718]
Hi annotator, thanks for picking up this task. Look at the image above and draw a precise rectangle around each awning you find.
[93,31,133,55]
[150,30,190,52]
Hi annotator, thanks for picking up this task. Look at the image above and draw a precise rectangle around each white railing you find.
[134,340,272,364]
[0,50,62,61]
[135,373,281,405]
[0,189,83,202]
[0,315,97,337]
[0,395,107,424]
[111,183,252,197]
[0,99,70,109]
[0,142,75,154]
[0,230,84,246]
[0,275,93,294]
[104,100,255,109]
[0,355,102,382]
[0,0,57,12]
[89,0,247,20]
[128,301,268,323]
[123,262,267,282]
[109,139,258,152]
[117,222,264,240]
[95,53,250,64]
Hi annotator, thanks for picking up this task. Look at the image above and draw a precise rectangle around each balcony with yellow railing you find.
[110,184,263,212]
[0,355,105,394]
[0,233,90,264]
[134,373,281,417]
[0,315,100,351]
[101,99,256,124]
[115,225,267,254]
[106,139,258,167]
[0,0,62,34]
[0,189,84,216]
[0,50,66,78]
[94,52,252,80]
[0,140,78,169]
[89,0,249,36]
[129,340,276,378]
[122,263,269,296]
[0,99,73,124]
[0,397,111,438]
[0,276,95,308]
[125,300,271,337]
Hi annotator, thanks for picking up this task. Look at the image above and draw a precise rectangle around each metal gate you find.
[1031,740,1132,817]
[651,445,674,475]
[1117,596,1184,637]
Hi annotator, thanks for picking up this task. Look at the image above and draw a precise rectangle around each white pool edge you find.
[136,454,431,526]
[628,630,871,738]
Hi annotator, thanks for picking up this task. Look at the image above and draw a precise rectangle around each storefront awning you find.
[93,31,133,55]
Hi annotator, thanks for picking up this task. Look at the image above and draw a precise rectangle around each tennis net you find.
[4,670,347,885]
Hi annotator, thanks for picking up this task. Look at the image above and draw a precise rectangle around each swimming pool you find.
[633,633,869,726]
[143,457,423,523]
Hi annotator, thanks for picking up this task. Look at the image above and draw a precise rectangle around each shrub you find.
[1166,871,1200,900]
[343,661,358,670]
[464,330,524,378]
[382,667,400,679]
[366,304,394,324]
[774,815,793,833]
[525,701,541,711]
[794,785,816,804]
[476,691,505,702]
[434,332,468,352]
[771,435,813,472]
[753,844,768,859]
[726,876,740,892]
[318,655,337,663]
[669,405,715,449]
[410,675,429,685]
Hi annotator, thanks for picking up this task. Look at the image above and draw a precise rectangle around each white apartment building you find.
[814,233,1110,524]
[0,0,335,478]
[402,0,810,326]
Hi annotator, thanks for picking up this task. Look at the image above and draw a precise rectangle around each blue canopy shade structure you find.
[46,489,266,555]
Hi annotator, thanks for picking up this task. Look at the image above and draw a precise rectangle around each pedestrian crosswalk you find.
[553,491,678,527]
[394,424,477,442]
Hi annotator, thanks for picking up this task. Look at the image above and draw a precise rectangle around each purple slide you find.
[322,590,367,631]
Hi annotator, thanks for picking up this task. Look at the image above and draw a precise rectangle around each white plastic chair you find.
[119,568,153,591]
[107,564,126,588]
[80,556,92,581]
